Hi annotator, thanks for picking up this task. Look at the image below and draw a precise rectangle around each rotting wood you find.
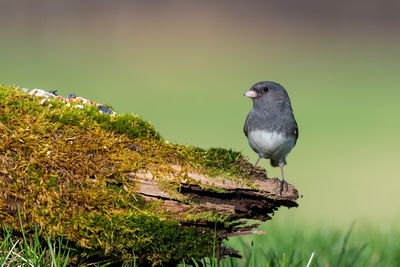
[133,166,299,258]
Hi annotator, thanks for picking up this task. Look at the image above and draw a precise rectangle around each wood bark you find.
[133,166,299,258]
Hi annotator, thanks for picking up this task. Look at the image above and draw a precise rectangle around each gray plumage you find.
[244,81,298,186]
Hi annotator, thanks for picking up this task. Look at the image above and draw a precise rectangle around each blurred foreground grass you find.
[179,219,400,267]
[219,219,400,267]
[2,218,399,266]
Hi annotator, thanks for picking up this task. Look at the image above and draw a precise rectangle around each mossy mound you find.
[0,85,257,265]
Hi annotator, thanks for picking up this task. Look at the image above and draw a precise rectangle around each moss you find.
[0,84,257,265]
[72,211,213,265]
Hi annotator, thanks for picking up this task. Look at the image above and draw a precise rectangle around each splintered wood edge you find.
[131,166,299,256]
[132,165,299,201]
[131,165,299,224]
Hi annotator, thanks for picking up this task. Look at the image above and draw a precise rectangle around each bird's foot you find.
[279,179,289,195]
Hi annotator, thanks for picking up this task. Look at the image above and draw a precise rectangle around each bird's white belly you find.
[248,130,295,158]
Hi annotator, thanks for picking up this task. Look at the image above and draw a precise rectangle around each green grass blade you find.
[47,236,58,265]
[57,233,63,264]
[62,250,70,267]
[0,225,11,251]
[348,243,367,266]
[191,257,200,267]
[335,222,355,267]
[17,205,32,262]
[249,241,255,267]
[1,239,20,266]
[212,219,217,267]
[306,252,315,267]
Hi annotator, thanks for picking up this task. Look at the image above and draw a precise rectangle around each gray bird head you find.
[244,81,292,111]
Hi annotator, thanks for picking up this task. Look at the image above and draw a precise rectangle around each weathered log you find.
[134,166,299,257]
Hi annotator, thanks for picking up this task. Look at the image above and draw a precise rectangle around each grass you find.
[218,221,399,267]
[0,209,122,266]
[0,225,121,267]
[3,202,394,267]
[2,218,399,266]
[177,220,400,267]
[0,208,71,266]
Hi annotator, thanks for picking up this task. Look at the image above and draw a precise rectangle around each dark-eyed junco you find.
[244,81,298,192]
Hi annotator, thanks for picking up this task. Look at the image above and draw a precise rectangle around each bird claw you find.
[279,179,289,195]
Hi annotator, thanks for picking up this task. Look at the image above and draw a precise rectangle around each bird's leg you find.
[279,161,289,194]
[254,156,262,167]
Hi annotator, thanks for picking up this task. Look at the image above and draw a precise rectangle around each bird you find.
[243,81,298,193]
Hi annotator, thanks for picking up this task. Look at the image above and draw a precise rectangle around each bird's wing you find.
[243,114,250,137]
[293,120,299,145]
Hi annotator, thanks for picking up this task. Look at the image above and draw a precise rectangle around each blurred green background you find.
[1,0,400,261]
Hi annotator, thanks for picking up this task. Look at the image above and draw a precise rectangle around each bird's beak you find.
[243,89,258,98]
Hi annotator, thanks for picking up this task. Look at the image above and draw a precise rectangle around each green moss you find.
[43,104,161,141]
[72,212,213,265]
[0,84,258,265]
[100,113,162,140]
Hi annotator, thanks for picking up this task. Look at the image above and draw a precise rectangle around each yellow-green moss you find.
[0,84,257,265]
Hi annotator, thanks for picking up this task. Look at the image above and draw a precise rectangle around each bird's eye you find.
[263,87,269,92]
